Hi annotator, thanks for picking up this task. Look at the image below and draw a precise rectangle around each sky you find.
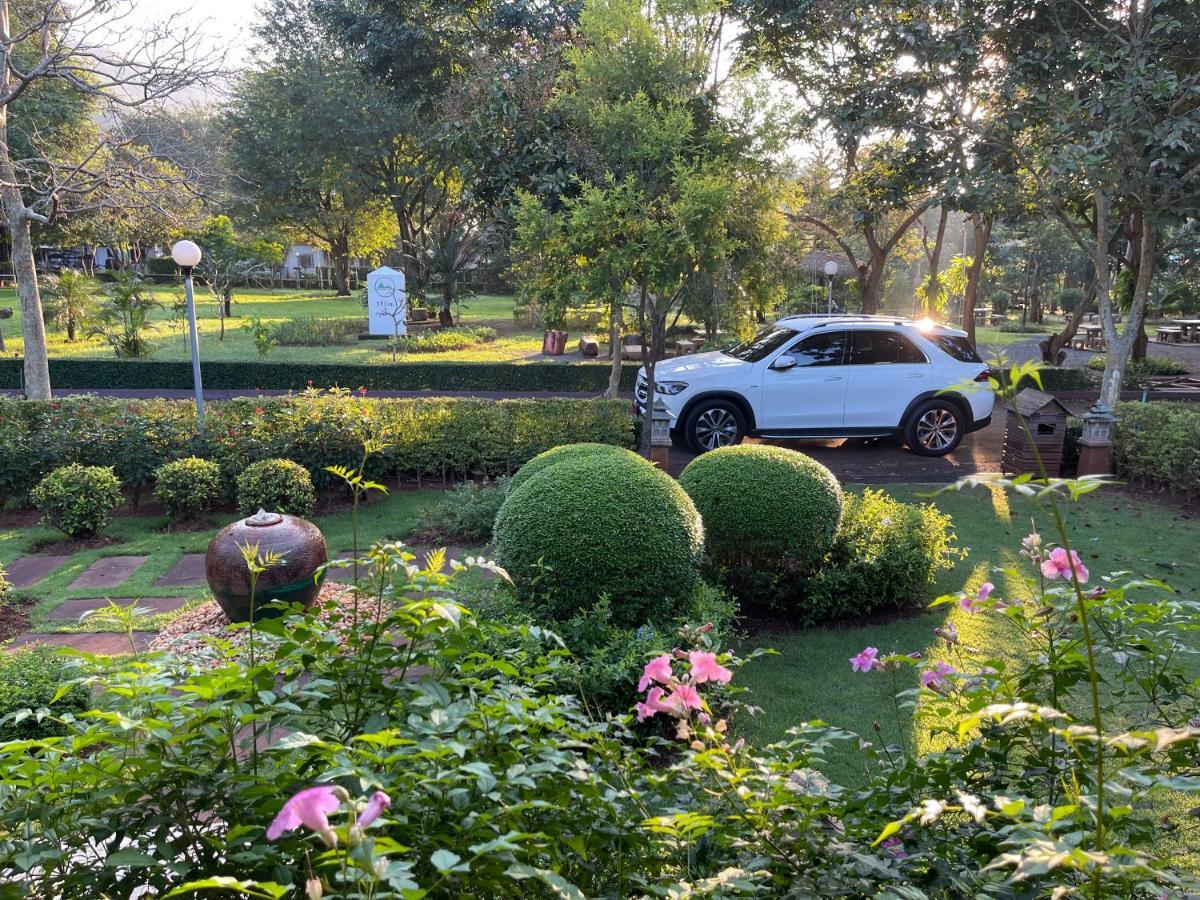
[128,0,259,70]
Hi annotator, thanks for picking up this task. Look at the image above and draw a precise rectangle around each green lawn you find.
[1,285,549,365]
[736,484,1200,784]
[1,489,445,631]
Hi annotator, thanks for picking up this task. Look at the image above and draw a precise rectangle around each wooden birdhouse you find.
[1002,388,1071,476]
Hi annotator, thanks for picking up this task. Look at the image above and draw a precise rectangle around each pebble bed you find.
[148,583,388,659]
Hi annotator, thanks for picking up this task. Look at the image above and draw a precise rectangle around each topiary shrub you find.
[678,445,842,607]
[236,459,316,517]
[31,464,123,538]
[154,457,222,522]
[493,452,704,626]
[0,646,90,741]
[804,489,956,625]
[507,442,644,494]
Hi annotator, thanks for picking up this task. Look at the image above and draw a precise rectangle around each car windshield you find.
[723,324,798,362]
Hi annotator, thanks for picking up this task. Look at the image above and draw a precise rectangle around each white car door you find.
[842,330,931,428]
[757,330,849,431]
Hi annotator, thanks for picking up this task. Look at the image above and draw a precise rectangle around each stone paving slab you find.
[4,555,71,588]
[69,556,149,590]
[7,631,157,654]
[153,554,207,587]
[47,597,189,622]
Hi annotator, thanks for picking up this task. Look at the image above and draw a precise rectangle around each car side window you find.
[787,331,846,367]
[848,331,927,365]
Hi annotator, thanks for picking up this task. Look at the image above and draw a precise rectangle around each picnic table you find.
[1076,322,1105,351]
[1171,319,1200,343]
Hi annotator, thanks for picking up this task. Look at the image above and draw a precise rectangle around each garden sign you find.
[367,266,407,336]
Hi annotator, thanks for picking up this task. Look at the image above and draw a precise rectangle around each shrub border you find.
[0,358,642,393]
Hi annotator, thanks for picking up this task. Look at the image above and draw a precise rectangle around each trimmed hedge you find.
[0,394,635,506]
[237,458,317,517]
[508,442,644,494]
[154,457,222,521]
[1113,402,1200,497]
[31,464,123,537]
[493,453,704,626]
[0,358,640,393]
[679,445,843,609]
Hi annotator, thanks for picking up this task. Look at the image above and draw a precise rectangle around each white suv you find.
[636,315,995,456]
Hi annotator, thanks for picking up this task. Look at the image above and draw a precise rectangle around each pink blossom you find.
[961,582,993,612]
[635,686,673,722]
[849,646,882,673]
[638,654,675,692]
[882,836,908,860]
[266,785,346,845]
[688,651,732,685]
[1040,547,1089,584]
[920,662,957,690]
[664,683,704,714]
[356,791,391,829]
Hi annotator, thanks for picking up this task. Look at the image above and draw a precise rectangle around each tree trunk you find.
[922,207,949,315]
[439,279,454,327]
[66,315,75,342]
[859,253,886,314]
[604,301,623,399]
[961,214,993,347]
[1098,196,1156,408]
[1041,282,1096,364]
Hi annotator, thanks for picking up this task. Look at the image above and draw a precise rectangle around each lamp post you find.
[823,260,838,314]
[171,240,205,433]
[1077,401,1116,476]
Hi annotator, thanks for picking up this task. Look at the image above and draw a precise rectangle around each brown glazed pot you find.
[206,510,328,623]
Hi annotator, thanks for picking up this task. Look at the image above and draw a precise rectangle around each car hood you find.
[646,351,749,380]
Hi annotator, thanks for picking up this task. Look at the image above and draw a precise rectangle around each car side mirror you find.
[770,355,797,371]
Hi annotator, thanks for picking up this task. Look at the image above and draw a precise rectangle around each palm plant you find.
[89,270,161,358]
[41,269,96,341]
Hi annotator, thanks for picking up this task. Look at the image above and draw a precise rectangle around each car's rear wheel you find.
[684,400,746,453]
[904,399,964,456]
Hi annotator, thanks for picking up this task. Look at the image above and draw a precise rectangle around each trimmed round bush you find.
[508,442,643,494]
[493,452,704,625]
[236,459,316,517]
[31,464,123,538]
[678,445,842,606]
[154,457,222,522]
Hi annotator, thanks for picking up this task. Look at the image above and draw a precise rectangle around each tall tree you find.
[225,59,397,295]
[0,0,220,398]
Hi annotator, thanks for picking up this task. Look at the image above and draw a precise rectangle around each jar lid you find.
[245,509,284,527]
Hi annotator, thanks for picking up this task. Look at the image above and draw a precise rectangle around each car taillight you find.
[974,369,993,382]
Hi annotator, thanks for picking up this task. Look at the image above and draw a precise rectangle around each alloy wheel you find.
[694,408,739,450]
[915,408,958,452]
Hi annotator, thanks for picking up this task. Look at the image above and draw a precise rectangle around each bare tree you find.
[0,1,222,398]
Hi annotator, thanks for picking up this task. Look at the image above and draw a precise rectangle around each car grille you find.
[635,376,648,405]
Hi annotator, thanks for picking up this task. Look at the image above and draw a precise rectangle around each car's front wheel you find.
[684,400,746,453]
[904,399,965,456]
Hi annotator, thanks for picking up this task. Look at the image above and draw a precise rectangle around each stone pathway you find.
[70,555,149,590]
[5,555,70,588]
[153,553,207,587]
[4,545,479,655]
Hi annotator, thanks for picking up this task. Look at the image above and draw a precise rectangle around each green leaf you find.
[430,849,462,873]
[163,877,288,898]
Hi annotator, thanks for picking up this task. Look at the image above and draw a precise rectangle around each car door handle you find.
[906,373,924,379]
[824,375,843,381]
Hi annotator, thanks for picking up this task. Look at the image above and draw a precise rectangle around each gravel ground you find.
[148,583,387,660]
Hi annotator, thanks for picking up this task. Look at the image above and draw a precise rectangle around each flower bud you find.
[347,825,363,847]
[373,858,389,880]
[306,878,323,900]
[698,622,713,633]
[672,648,688,660]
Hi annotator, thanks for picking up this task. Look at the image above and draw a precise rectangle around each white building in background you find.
[281,243,373,280]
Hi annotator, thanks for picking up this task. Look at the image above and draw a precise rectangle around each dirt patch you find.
[0,509,41,528]
[0,597,32,643]
[156,518,219,534]
[29,534,123,555]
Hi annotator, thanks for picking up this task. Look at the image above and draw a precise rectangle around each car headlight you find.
[655,381,688,395]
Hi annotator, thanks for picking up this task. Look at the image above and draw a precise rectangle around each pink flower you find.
[635,686,672,722]
[850,647,882,673]
[961,582,993,612]
[356,790,391,829]
[1040,547,1089,584]
[882,836,908,860]
[638,654,675,692]
[664,683,704,714]
[266,785,346,845]
[688,651,732,685]
[920,662,957,690]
